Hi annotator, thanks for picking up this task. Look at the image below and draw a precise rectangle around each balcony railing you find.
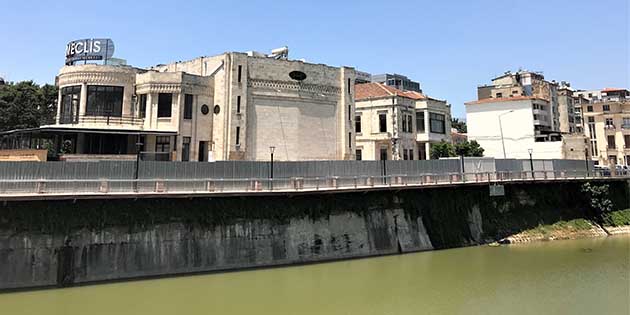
[57,114,144,126]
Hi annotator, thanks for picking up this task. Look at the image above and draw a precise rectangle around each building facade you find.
[466,97,587,159]
[581,88,630,166]
[371,73,422,93]
[354,83,451,160]
[3,48,356,161]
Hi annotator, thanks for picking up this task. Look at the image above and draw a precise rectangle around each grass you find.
[604,209,630,227]
[526,219,594,236]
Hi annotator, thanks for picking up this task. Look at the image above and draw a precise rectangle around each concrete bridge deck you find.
[0,170,623,201]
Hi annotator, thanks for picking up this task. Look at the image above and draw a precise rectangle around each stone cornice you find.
[248,79,340,95]
[58,72,135,86]
[135,83,182,94]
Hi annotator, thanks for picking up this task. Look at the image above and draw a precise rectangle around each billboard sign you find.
[65,38,115,65]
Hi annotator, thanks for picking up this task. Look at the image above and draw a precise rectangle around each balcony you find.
[56,114,145,128]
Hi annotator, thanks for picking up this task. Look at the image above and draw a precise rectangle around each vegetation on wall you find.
[0,81,57,131]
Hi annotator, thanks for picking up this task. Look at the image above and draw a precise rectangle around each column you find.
[79,83,88,116]
[425,142,431,160]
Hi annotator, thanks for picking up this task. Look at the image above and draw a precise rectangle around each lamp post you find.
[498,110,515,159]
[584,148,590,176]
[269,146,275,190]
[528,148,534,179]
[134,135,143,192]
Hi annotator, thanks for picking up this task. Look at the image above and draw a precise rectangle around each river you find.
[1,236,629,315]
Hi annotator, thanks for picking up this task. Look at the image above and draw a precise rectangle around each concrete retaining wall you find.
[1,179,628,291]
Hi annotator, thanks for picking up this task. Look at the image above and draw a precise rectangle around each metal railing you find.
[0,170,617,198]
[57,114,144,126]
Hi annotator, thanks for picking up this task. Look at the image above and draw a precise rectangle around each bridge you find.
[0,169,616,201]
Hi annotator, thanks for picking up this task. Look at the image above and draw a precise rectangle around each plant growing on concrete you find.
[581,182,614,224]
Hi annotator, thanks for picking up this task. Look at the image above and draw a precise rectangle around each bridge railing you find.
[0,170,616,197]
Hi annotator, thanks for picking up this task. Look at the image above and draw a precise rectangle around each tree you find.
[431,140,485,159]
[430,140,455,159]
[454,140,484,157]
[0,81,57,131]
[451,117,467,133]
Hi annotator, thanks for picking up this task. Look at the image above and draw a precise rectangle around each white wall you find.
[466,99,538,159]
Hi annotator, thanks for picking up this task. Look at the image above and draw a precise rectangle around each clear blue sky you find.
[1,0,628,117]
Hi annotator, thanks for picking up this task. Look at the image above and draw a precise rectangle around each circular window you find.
[213,105,221,114]
[289,71,307,81]
[200,104,209,115]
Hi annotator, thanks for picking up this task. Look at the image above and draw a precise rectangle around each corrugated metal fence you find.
[0,158,592,181]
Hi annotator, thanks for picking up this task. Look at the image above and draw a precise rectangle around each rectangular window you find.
[380,147,388,160]
[416,112,425,133]
[607,135,616,148]
[407,115,413,133]
[402,115,408,132]
[606,118,614,128]
[236,126,240,145]
[409,150,414,160]
[86,85,124,117]
[236,96,241,113]
[347,78,351,94]
[139,94,147,119]
[495,92,503,98]
[625,135,630,148]
[403,149,409,160]
[588,117,595,123]
[603,105,610,112]
[379,113,387,132]
[184,94,193,119]
[157,93,172,118]
[429,113,446,134]
[155,136,170,153]
[348,132,352,148]
[355,115,362,133]
[60,85,81,123]
[348,105,351,121]
[237,65,242,83]
[182,137,191,161]
[587,106,593,112]
[198,141,208,162]
[355,149,362,161]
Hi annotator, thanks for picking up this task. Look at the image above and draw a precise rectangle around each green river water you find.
[1,236,629,315]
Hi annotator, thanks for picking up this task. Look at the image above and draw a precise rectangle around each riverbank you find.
[500,209,630,244]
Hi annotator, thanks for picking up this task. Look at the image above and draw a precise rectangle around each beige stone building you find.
[581,88,630,166]
[2,48,356,161]
[354,83,451,160]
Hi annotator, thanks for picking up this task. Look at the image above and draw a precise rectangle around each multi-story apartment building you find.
[354,83,451,160]
[581,88,630,166]
[1,47,356,161]
[477,70,567,133]
[371,73,422,93]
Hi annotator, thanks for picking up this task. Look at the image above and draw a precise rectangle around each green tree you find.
[451,117,467,133]
[430,140,455,159]
[0,81,57,131]
[454,140,484,157]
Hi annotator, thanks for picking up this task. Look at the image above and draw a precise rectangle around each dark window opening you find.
[379,113,387,132]
[348,132,352,148]
[86,85,123,117]
[155,136,171,153]
[60,85,81,123]
[184,94,193,119]
[416,112,425,133]
[157,93,173,118]
[139,94,147,119]
[237,65,242,83]
[355,115,362,133]
[182,137,191,161]
[380,147,388,160]
[236,127,240,145]
[198,141,208,161]
[356,149,362,160]
[430,113,446,134]
[236,96,241,113]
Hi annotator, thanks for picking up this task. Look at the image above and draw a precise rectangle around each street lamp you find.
[528,148,534,179]
[269,146,276,179]
[134,135,143,192]
[498,110,515,159]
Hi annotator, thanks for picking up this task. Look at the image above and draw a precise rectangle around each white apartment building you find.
[466,97,586,159]
[355,83,451,160]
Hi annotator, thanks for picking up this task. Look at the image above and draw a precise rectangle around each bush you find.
[604,209,630,227]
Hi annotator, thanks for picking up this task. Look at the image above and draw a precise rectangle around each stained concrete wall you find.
[1,179,628,291]
[0,207,432,290]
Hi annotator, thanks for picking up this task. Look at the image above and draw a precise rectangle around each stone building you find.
[354,83,451,160]
[581,88,630,166]
[1,48,356,161]
[152,51,355,161]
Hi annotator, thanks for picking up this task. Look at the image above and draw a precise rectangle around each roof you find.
[602,88,629,92]
[355,83,426,101]
[465,96,547,105]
